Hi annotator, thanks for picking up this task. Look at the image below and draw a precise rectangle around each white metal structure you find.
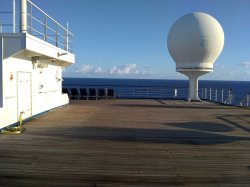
[167,12,224,101]
[0,0,75,129]
[240,94,250,107]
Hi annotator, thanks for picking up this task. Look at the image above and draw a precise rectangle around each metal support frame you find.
[65,22,69,51]
[209,88,212,100]
[29,3,32,34]
[56,24,58,47]
[44,16,47,41]
[62,86,239,106]
[26,0,72,51]
[13,0,16,33]
[20,0,27,33]
[0,0,72,51]
[0,37,3,107]
[205,88,207,100]
[0,20,2,33]
[221,89,224,103]
[215,89,217,102]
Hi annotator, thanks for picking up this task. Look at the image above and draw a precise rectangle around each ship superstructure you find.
[0,0,75,128]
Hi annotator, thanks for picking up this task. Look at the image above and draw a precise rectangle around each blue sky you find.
[3,0,250,80]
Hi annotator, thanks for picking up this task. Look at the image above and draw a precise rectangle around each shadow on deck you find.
[33,122,250,145]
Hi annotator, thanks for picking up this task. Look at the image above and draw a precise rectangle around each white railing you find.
[239,94,250,107]
[62,85,236,105]
[116,87,188,99]
[26,0,73,52]
[0,0,73,52]
[200,88,234,105]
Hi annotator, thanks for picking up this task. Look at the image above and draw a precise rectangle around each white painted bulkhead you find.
[0,33,74,129]
[17,71,32,120]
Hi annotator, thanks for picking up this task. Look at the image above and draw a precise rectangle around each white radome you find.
[167,12,224,101]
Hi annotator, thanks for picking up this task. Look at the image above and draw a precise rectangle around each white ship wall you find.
[0,0,74,129]
[0,55,69,129]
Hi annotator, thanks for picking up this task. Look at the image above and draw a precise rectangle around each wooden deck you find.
[0,99,250,187]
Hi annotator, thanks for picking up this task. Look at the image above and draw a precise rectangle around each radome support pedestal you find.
[179,69,211,101]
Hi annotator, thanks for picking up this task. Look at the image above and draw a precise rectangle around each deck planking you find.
[0,99,250,186]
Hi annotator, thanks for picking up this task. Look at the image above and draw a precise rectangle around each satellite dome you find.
[167,12,224,101]
[167,12,224,70]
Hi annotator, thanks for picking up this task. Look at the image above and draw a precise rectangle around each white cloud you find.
[95,66,104,73]
[109,64,138,75]
[75,64,94,73]
[238,61,250,68]
[74,63,153,76]
[75,64,105,74]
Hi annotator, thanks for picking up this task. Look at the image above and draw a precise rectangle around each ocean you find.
[63,78,250,105]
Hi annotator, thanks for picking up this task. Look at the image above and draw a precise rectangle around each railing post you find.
[205,88,207,100]
[56,23,58,47]
[201,88,203,99]
[247,95,249,107]
[174,88,177,99]
[215,89,217,102]
[29,4,32,34]
[221,89,224,103]
[227,89,234,105]
[209,88,212,101]
[228,89,231,104]
[0,20,2,33]
[44,16,47,41]
[66,22,69,51]
[13,0,16,33]
[146,87,149,99]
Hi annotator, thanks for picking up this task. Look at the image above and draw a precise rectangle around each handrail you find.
[239,94,250,107]
[27,0,73,36]
[201,88,234,105]
[0,0,73,52]
[26,0,73,52]
[62,85,237,105]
